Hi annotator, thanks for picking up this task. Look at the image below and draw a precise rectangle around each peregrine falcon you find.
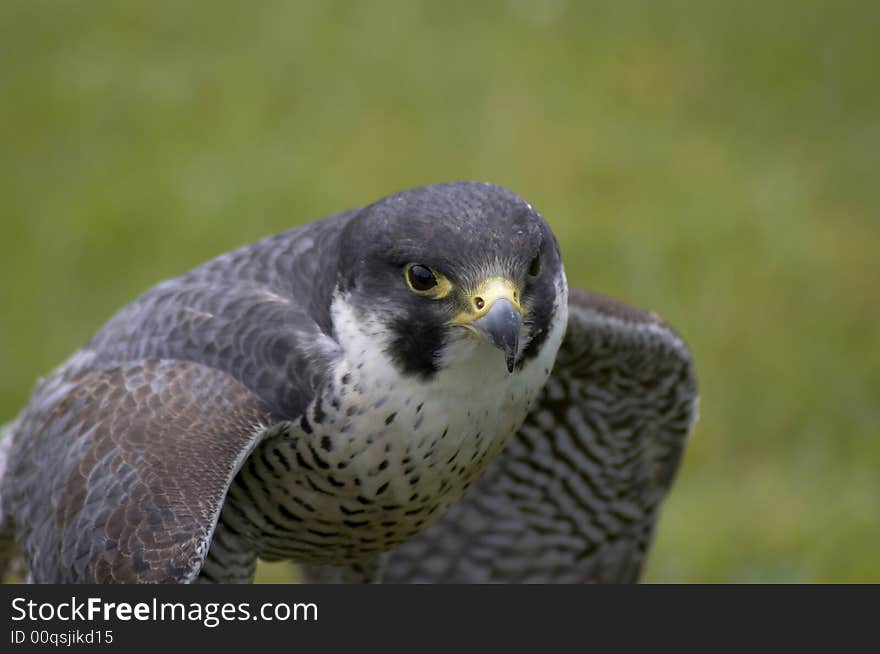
[0,182,697,584]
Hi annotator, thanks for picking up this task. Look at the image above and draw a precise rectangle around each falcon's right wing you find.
[0,215,350,583]
[382,288,698,583]
[0,359,273,583]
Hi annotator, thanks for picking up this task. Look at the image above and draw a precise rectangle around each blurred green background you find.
[1,0,877,582]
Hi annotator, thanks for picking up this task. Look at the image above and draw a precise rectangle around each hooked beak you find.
[446,276,525,373]
[473,298,521,373]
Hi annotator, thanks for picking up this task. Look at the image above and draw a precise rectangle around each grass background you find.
[1,0,877,582]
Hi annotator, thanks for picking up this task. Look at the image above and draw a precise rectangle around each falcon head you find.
[335,182,566,379]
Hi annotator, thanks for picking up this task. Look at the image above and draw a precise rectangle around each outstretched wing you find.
[1,215,351,583]
[1,359,273,583]
[382,288,698,583]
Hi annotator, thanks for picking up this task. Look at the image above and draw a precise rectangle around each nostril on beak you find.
[474,297,485,311]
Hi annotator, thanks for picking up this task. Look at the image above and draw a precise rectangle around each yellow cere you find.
[447,276,526,328]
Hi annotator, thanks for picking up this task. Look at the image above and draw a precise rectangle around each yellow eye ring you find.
[405,264,453,299]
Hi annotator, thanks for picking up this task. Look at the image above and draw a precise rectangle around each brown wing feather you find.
[1,359,272,583]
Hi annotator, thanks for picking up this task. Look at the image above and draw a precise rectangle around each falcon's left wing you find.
[382,288,698,583]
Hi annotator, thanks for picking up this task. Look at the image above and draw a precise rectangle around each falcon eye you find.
[404,263,453,299]
[406,264,439,293]
[528,253,542,278]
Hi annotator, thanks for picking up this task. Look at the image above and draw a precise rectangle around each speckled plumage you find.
[0,182,697,584]
[379,289,697,583]
[205,288,565,581]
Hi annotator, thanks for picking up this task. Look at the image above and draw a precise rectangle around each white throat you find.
[327,283,568,461]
